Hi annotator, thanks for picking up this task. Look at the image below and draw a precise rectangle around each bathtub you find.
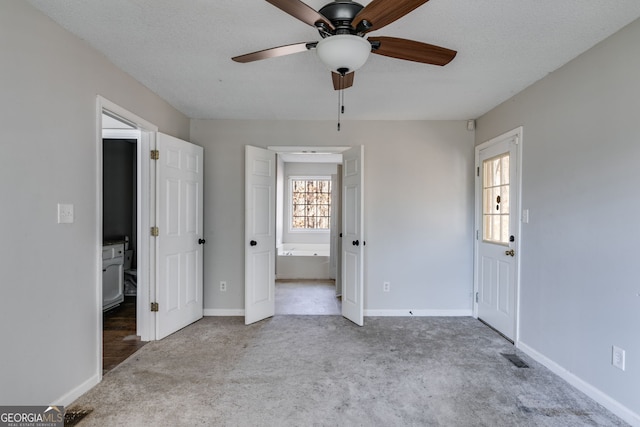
[276,243,331,279]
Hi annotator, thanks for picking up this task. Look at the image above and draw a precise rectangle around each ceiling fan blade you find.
[232,42,317,63]
[369,36,457,66]
[353,0,429,33]
[266,0,335,31]
[331,72,355,90]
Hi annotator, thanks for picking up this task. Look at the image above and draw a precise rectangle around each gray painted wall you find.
[476,18,640,418]
[0,1,189,405]
[190,120,475,313]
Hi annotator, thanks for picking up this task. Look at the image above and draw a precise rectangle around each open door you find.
[342,146,364,326]
[330,170,343,296]
[155,133,204,340]
[245,146,276,324]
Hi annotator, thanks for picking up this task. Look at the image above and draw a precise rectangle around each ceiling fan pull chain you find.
[336,80,347,131]
[337,89,341,131]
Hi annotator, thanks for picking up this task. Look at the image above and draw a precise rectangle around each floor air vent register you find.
[501,353,530,368]
[64,408,93,426]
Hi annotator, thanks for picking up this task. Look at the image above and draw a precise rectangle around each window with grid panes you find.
[290,177,331,230]
[482,153,510,244]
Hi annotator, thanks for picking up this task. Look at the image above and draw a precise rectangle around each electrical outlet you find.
[383,281,390,292]
[612,346,626,371]
[220,281,227,292]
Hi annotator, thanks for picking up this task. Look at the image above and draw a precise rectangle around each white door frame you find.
[247,146,351,319]
[96,96,158,380]
[473,126,523,343]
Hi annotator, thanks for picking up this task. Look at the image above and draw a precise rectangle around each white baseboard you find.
[518,341,640,427]
[204,309,472,317]
[55,373,100,407]
[364,309,473,317]
[204,309,245,316]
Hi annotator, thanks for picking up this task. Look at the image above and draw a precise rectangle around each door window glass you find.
[483,153,510,244]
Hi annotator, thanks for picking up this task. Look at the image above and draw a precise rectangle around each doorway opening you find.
[102,114,145,373]
[245,145,363,325]
[273,148,344,315]
[97,97,158,377]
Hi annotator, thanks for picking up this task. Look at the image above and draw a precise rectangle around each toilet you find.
[123,249,137,296]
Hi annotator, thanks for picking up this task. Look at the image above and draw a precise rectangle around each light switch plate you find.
[57,203,74,224]
[612,345,626,371]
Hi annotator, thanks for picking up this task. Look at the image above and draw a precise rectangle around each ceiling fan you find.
[232,0,457,91]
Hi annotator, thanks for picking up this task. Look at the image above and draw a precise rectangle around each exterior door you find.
[245,146,276,325]
[156,133,204,340]
[342,146,364,326]
[475,128,521,341]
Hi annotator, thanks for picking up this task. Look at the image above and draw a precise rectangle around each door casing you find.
[246,146,358,323]
[97,96,158,380]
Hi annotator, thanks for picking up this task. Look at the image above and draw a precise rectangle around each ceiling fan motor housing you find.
[318,1,365,36]
[233,0,458,90]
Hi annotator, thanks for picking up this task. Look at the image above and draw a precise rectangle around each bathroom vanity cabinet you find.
[102,242,124,311]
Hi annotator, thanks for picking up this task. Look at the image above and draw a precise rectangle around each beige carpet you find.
[70,316,627,426]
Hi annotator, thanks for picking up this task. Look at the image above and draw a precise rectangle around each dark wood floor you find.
[103,296,146,374]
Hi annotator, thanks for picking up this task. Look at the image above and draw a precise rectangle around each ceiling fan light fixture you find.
[316,35,371,74]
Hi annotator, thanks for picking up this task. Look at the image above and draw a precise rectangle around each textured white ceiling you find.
[27,0,640,120]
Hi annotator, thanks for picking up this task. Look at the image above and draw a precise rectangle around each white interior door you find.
[156,133,204,340]
[476,129,521,341]
[342,146,364,326]
[245,146,276,325]
[330,171,343,296]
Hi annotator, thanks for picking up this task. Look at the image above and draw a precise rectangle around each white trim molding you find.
[204,309,245,316]
[205,309,474,317]
[54,374,100,407]
[364,309,473,317]
[518,341,640,426]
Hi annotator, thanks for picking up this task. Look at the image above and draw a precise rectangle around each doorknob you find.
[505,249,515,257]
[352,240,359,246]
[250,240,257,246]
[198,238,206,245]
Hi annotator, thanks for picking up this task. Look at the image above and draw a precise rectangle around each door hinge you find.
[477,166,480,177]
[476,230,479,240]
[150,302,159,312]
[150,226,159,237]
[150,150,159,160]
[475,292,479,303]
